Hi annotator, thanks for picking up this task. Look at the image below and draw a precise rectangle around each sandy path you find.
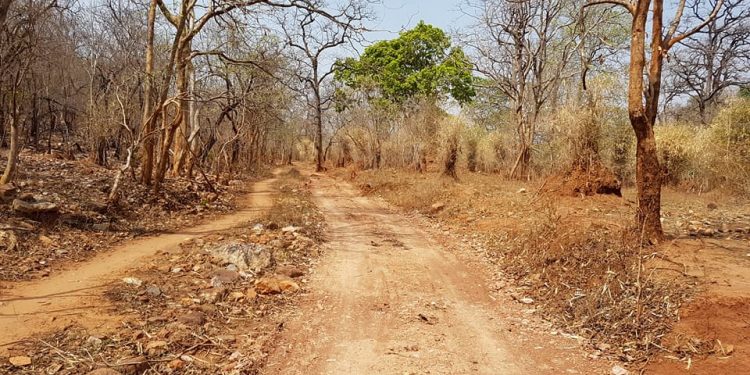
[264,173,605,374]
[0,176,277,352]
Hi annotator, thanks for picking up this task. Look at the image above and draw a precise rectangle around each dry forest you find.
[0,0,748,374]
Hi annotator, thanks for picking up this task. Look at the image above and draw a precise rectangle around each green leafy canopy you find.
[334,21,475,106]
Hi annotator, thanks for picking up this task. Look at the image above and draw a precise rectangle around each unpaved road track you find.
[0,176,277,353]
[265,173,606,375]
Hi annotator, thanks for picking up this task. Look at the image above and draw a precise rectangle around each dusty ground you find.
[0,152,246,282]
[3,162,746,374]
[264,172,609,374]
[0,173,277,366]
[344,167,750,374]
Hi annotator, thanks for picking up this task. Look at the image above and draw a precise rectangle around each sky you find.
[362,0,472,47]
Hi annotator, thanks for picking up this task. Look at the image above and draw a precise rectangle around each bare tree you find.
[666,0,749,123]
[278,0,368,172]
[463,0,577,179]
[584,0,725,241]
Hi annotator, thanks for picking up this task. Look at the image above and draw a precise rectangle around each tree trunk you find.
[627,0,664,242]
[0,115,19,184]
[139,0,157,185]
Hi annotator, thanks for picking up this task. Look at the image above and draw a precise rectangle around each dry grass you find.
[347,168,702,366]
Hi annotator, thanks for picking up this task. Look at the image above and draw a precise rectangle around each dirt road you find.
[264,174,607,374]
[0,176,277,353]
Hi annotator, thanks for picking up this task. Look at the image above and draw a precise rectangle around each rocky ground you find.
[0,151,250,282]
[0,168,325,374]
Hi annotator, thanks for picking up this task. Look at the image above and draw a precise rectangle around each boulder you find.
[211,243,272,273]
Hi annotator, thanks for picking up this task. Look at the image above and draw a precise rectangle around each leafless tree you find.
[463,0,577,179]
[665,0,749,123]
[277,0,369,172]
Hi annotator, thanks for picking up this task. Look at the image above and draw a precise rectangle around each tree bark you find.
[139,0,157,185]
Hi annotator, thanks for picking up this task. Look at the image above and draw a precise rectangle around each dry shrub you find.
[705,98,750,195]
[355,168,450,211]
[476,131,512,173]
[501,205,692,363]
[653,99,750,195]
[438,117,464,179]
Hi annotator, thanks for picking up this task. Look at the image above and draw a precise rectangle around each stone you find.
[39,235,54,246]
[611,365,629,375]
[282,225,301,233]
[279,279,300,293]
[256,275,299,295]
[200,287,226,304]
[114,356,148,374]
[86,369,122,375]
[211,243,272,273]
[255,277,281,295]
[276,264,305,278]
[177,311,206,326]
[519,297,534,304]
[228,291,245,302]
[145,340,168,356]
[517,188,527,194]
[92,223,111,232]
[0,184,17,203]
[122,277,143,287]
[9,356,31,367]
[430,202,446,212]
[145,285,161,297]
[245,288,258,300]
[12,199,59,215]
[211,269,239,287]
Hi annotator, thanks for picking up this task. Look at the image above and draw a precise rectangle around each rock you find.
[245,288,258,300]
[122,277,143,287]
[517,188,527,194]
[519,297,534,304]
[211,243,272,273]
[86,336,103,348]
[145,340,168,356]
[430,202,445,213]
[279,279,301,293]
[12,199,59,215]
[92,222,111,232]
[282,225,301,233]
[611,365,629,375]
[200,287,226,303]
[0,184,17,203]
[167,359,184,370]
[145,285,161,297]
[255,277,281,295]
[86,369,122,375]
[0,230,19,251]
[256,275,299,295]
[252,223,264,233]
[114,356,148,374]
[211,269,239,287]
[177,311,206,326]
[229,291,245,302]
[9,356,32,367]
[276,264,305,278]
[85,200,109,214]
[39,235,54,246]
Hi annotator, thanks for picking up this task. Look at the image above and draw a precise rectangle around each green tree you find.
[335,21,475,105]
